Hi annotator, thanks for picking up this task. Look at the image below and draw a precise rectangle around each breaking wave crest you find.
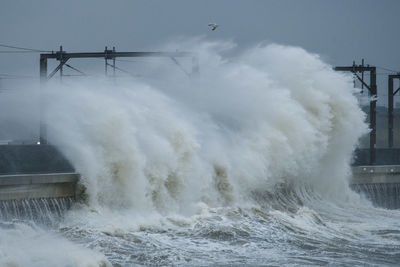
[46,42,368,217]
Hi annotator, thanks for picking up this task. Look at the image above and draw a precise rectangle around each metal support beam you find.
[388,74,400,148]
[59,46,63,81]
[112,46,116,78]
[170,57,190,76]
[39,55,48,145]
[43,51,195,60]
[64,64,85,76]
[334,62,377,165]
[370,67,377,165]
[353,73,371,92]
[47,58,69,81]
[334,66,376,73]
[104,46,113,76]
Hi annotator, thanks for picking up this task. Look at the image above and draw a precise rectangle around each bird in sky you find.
[208,23,218,31]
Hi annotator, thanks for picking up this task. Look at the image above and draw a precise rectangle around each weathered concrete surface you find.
[351,165,400,209]
[351,165,400,184]
[0,173,79,200]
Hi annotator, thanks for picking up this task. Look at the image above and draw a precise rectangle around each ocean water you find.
[1,42,400,266]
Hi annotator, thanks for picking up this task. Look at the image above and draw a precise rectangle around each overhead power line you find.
[0,73,37,79]
[376,65,399,73]
[0,43,51,53]
[115,59,137,63]
[0,50,42,53]
[106,62,140,77]
[65,64,86,76]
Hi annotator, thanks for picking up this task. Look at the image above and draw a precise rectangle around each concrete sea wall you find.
[351,165,400,209]
[0,145,78,200]
[0,172,79,200]
[0,145,399,210]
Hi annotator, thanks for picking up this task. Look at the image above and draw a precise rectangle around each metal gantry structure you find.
[388,73,400,148]
[39,46,199,144]
[334,61,377,165]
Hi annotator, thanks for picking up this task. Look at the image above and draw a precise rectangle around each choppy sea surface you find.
[1,185,400,266]
[60,188,400,266]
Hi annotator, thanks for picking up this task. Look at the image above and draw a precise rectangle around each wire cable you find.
[115,59,138,63]
[0,50,42,53]
[109,64,141,77]
[376,65,399,73]
[0,73,37,79]
[0,43,51,53]
[65,64,86,75]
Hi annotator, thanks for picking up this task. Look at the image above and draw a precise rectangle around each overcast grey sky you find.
[1,0,399,101]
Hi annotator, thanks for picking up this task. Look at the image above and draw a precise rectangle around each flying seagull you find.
[208,23,218,31]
